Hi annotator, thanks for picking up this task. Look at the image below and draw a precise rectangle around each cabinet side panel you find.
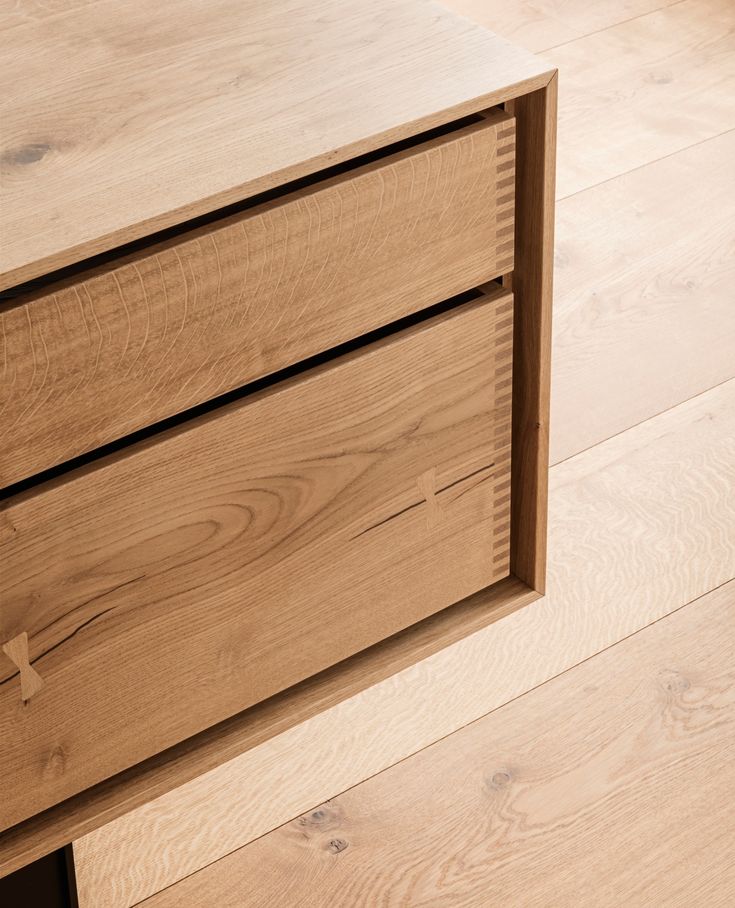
[510,75,557,592]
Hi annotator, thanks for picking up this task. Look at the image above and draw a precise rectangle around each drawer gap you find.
[0,113,490,305]
[0,284,499,503]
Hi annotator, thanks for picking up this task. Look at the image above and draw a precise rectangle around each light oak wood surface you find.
[444,0,682,52]
[0,0,552,290]
[545,0,735,197]
[0,0,105,33]
[71,377,735,907]
[0,113,515,486]
[0,290,513,830]
[154,578,735,907]
[551,128,735,463]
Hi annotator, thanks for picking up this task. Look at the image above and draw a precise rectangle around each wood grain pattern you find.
[71,377,735,907]
[509,77,556,591]
[0,113,516,487]
[545,0,735,197]
[1,577,538,879]
[551,128,735,464]
[0,0,104,33]
[156,579,735,907]
[0,0,552,289]
[442,0,682,52]
[0,289,514,831]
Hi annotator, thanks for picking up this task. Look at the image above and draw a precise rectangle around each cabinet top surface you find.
[0,0,552,291]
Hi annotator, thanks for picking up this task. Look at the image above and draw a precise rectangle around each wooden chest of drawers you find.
[0,0,555,901]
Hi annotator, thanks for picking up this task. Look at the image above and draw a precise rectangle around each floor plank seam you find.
[132,574,735,905]
[555,126,735,204]
[540,0,688,55]
[551,373,735,469]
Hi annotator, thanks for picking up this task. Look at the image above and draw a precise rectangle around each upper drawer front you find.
[0,111,515,487]
[0,287,513,830]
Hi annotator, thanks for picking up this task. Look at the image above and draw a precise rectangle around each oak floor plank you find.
[144,577,735,907]
[544,0,735,197]
[550,129,735,463]
[443,0,682,53]
[74,378,735,907]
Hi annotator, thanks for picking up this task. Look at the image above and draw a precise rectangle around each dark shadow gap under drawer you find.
[0,113,487,306]
[0,285,491,502]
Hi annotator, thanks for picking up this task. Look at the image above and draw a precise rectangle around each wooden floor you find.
[145,580,735,907]
[141,1,735,903]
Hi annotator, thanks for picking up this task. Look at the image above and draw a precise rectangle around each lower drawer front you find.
[0,287,513,829]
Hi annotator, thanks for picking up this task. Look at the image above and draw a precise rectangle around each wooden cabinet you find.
[0,0,555,901]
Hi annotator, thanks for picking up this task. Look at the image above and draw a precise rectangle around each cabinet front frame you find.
[0,75,556,888]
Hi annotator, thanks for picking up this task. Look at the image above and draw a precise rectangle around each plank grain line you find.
[0,289,514,831]
[162,579,735,907]
[0,0,105,34]
[72,377,735,907]
[441,0,685,53]
[0,114,515,487]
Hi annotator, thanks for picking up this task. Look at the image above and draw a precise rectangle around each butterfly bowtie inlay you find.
[2,632,44,703]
